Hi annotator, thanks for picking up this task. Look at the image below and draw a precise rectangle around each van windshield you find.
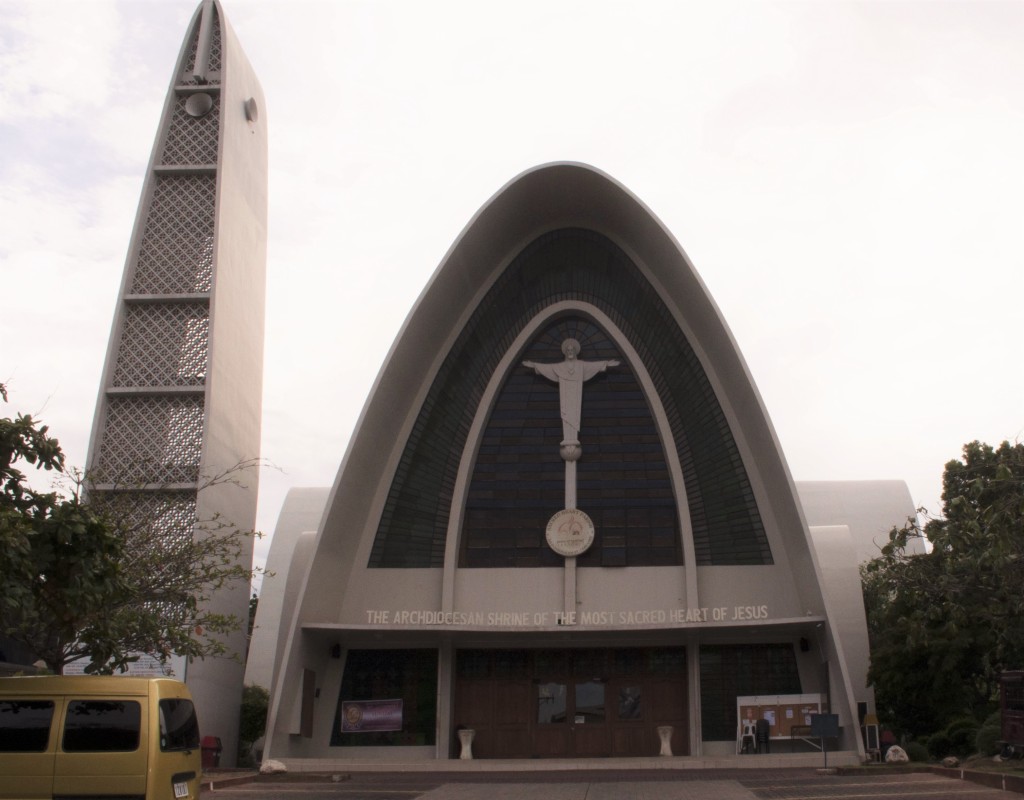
[0,700,54,752]
[159,699,200,751]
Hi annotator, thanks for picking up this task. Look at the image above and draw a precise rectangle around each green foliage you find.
[1,386,67,585]
[0,386,262,674]
[248,592,259,639]
[976,711,1002,757]
[246,591,259,661]
[238,684,269,763]
[1,486,127,673]
[862,440,1024,738]
[928,731,953,760]
[945,717,980,758]
[904,741,929,762]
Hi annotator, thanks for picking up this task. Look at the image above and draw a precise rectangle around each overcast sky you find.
[2,0,1022,574]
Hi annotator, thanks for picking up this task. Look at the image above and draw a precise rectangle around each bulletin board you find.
[736,694,822,739]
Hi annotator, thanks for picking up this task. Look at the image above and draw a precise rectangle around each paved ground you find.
[206,769,1023,800]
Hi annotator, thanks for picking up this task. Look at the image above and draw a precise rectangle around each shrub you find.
[945,717,980,759]
[946,716,979,736]
[928,731,953,759]
[976,711,1002,757]
[238,684,269,765]
[905,741,929,762]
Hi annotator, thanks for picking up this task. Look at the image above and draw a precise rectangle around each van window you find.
[159,698,200,751]
[63,700,141,752]
[0,700,54,752]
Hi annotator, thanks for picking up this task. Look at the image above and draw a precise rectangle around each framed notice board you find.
[736,694,822,738]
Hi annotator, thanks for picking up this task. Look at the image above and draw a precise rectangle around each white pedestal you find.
[657,725,673,756]
[458,728,475,760]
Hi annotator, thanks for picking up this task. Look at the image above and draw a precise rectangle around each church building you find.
[258,163,906,765]
[66,0,922,768]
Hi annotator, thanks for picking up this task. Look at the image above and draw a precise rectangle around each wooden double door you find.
[452,647,688,758]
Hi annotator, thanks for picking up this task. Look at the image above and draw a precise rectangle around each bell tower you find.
[86,0,266,765]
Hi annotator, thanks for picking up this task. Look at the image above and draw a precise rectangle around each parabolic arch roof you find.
[295,162,821,623]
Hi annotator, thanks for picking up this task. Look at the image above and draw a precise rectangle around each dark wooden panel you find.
[650,678,687,719]
[493,728,531,759]
[534,725,570,757]
[574,722,610,757]
[612,726,648,756]
[650,677,689,755]
[494,680,532,725]
[454,679,492,728]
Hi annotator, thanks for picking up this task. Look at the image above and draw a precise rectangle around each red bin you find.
[200,735,222,769]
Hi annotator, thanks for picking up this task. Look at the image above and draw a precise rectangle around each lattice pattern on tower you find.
[97,395,205,485]
[131,175,215,294]
[161,95,220,166]
[92,491,198,550]
[112,303,210,388]
[84,0,264,744]
[181,6,222,86]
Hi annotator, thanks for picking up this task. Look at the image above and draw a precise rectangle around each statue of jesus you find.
[523,338,620,456]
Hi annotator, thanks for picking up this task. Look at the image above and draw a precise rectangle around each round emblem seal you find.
[344,704,363,729]
[545,508,596,557]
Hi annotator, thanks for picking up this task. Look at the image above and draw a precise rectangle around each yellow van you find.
[0,676,201,800]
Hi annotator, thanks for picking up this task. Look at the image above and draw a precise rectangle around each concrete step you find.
[271,752,861,773]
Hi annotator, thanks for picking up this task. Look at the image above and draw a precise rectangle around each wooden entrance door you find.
[453,646,688,759]
[532,648,612,757]
[533,677,611,757]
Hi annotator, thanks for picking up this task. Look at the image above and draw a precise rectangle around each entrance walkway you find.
[416,773,1022,799]
[209,767,1024,800]
[419,781,756,799]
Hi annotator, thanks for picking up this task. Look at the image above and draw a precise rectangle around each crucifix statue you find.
[522,338,619,463]
[523,337,620,616]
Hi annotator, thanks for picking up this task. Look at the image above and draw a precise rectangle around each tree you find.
[238,683,269,764]
[247,591,259,655]
[0,384,261,674]
[1,383,123,671]
[862,440,1024,737]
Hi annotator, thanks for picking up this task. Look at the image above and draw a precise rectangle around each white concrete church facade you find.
[251,163,919,765]
[31,0,924,770]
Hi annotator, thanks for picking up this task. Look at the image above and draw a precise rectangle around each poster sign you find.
[737,694,822,739]
[63,652,187,678]
[810,713,839,739]
[341,699,403,733]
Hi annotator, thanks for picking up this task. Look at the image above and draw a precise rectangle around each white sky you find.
[2,0,1022,576]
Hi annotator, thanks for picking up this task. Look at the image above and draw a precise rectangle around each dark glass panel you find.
[575,681,606,722]
[537,683,567,724]
[159,698,199,751]
[460,317,682,568]
[699,644,801,741]
[456,649,491,678]
[371,228,771,568]
[62,701,141,752]
[618,686,642,720]
[493,650,529,678]
[648,648,687,674]
[572,649,607,679]
[611,649,644,676]
[0,700,53,752]
[331,649,438,747]
[534,650,568,675]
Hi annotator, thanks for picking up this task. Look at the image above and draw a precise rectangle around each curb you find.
[930,765,1024,796]
[837,764,1024,796]
[201,771,260,792]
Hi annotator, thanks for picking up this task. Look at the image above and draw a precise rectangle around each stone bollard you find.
[458,728,475,760]
[657,725,673,756]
